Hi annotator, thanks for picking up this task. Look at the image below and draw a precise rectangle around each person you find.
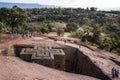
[112,67,116,78]
[115,69,119,78]
[64,40,67,44]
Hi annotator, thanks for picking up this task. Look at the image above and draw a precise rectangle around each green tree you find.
[65,22,78,32]
[101,36,120,52]
[92,26,101,44]
[0,22,6,33]
[9,6,28,33]
[39,24,49,33]
[0,7,10,24]
[47,23,53,32]
[0,6,28,33]
[90,7,97,11]
[57,28,64,36]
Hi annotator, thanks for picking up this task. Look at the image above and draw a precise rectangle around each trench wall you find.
[63,46,111,80]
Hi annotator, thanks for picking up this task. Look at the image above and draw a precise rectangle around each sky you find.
[0,0,120,10]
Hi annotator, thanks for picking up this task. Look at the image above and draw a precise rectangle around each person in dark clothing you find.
[115,69,119,78]
[112,67,116,78]
[64,40,67,44]
[112,67,119,78]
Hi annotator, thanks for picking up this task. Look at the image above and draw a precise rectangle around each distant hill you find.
[0,2,57,8]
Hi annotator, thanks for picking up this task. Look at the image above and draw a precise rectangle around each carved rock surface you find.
[0,56,99,80]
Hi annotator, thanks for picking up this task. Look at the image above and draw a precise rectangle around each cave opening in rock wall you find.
[13,44,111,80]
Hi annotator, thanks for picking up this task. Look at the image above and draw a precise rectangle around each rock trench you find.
[13,44,111,80]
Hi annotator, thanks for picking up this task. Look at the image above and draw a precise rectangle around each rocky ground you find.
[0,34,99,80]
[0,56,99,80]
[0,33,120,80]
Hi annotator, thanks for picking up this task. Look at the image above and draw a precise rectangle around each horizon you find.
[0,1,120,11]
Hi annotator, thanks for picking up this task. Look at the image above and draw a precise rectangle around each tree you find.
[92,26,101,44]
[0,7,10,24]
[47,23,53,32]
[0,6,28,33]
[9,6,28,33]
[65,22,78,32]
[57,28,64,36]
[90,7,97,11]
[100,36,120,52]
[41,25,49,34]
[0,22,6,33]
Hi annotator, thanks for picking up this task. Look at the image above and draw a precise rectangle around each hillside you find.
[25,7,120,54]
[0,2,56,8]
[0,5,120,54]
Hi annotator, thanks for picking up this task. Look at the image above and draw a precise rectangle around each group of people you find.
[22,32,32,39]
[112,67,119,78]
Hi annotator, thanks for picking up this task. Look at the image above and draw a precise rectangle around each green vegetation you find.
[0,6,28,33]
[0,6,120,54]
[65,22,78,32]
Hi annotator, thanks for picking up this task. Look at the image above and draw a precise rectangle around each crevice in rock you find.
[110,57,120,66]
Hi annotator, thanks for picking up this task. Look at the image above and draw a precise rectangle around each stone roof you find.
[20,45,65,60]
[48,49,65,55]
[31,50,54,60]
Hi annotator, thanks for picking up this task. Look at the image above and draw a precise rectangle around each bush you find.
[65,22,78,32]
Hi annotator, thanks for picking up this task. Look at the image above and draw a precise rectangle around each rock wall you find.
[54,54,65,70]
[32,58,54,68]
[63,46,78,73]
[76,50,111,80]
[20,54,32,62]
[14,44,34,57]
[63,46,111,80]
